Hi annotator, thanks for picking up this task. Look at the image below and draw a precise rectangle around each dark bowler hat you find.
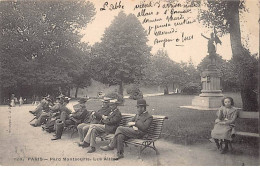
[78,98,87,104]
[136,99,149,107]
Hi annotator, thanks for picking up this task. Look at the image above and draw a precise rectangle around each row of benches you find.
[66,113,168,157]
[66,110,258,157]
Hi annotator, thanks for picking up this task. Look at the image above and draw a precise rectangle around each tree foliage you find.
[0,0,95,101]
[91,11,151,96]
[143,50,200,94]
[143,49,181,93]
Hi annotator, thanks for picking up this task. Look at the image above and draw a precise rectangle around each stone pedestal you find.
[191,65,223,109]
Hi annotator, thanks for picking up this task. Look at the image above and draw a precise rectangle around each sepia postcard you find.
[0,0,259,166]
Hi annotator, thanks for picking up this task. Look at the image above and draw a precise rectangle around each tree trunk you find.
[75,86,79,98]
[228,1,258,111]
[227,1,242,56]
[164,85,169,95]
[67,88,70,97]
[118,81,123,96]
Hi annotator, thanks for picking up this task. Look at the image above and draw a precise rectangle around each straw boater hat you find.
[64,97,71,103]
[136,99,149,107]
[102,97,111,103]
[108,99,121,105]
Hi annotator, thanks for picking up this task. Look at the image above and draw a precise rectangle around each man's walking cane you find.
[29,116,37,123]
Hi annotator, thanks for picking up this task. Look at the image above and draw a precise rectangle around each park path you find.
[123,92,174,99]
[0,105,258,166]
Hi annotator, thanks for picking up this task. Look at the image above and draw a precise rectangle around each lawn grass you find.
[85,92,258,145]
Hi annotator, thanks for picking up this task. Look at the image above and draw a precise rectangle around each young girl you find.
[211,97,238,154]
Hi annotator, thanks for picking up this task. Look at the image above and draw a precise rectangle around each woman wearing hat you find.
[100,99,153,160]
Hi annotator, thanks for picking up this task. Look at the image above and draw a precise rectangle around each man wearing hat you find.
[29,96,53,116]
[77,98,112,144]
[100,99,153,160]
[31,96,63,127]
[78,99,122,153]
[51,98,90,140]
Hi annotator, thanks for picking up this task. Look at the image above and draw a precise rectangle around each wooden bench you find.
[220,111,259,151]
[64,109,96,138]
[100,113,168,157]
[236,111,259,138]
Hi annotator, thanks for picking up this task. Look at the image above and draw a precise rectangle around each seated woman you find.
[211,97,238,154]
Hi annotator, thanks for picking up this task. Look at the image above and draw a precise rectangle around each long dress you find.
[211,106,238,141]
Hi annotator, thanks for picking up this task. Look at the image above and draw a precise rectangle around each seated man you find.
[77,98,112,144]
[42,97,72,133]
[29,96,53,116]
[100,99,153,160]
[51,98,89,140]
[78,99,122,153]
[31,96,63,127]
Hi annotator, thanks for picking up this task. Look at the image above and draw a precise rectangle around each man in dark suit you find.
[31,96,63,127]
[100,99,153,160]
[29,96,53,116]
[78,99,122,153]
[77,98,112,144]
[51,98,89,140]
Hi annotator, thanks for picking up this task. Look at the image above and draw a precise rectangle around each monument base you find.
[191,96,223,108]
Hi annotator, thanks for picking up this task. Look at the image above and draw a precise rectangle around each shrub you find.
[126,85,143,100]
[105,91,125,105]
[182,82,201,94]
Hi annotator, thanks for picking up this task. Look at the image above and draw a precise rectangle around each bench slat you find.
[125,138,155,144]
[236,131,259,137]
[238,111,259,119]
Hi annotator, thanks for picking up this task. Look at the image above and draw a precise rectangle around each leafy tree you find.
[199,0,258,110]
[91,11,151,96]
[178,61,200,90]
[0,0,95,102]
[68,43,92,98]
[143,49,181,94]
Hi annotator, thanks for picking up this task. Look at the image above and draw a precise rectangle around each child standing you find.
[211,97,238,154]
[19,97,24,106]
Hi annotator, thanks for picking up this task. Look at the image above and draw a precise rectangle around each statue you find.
[201,29,222,65]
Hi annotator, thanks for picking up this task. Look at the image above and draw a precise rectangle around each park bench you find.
[99,113,168,157]
[221,111,259,151]
[65,109,95,138]
[236,111,259,138]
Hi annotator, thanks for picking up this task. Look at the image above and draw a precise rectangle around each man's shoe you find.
[114,153,124,160]
[100,145,114,151]
[220,148,228,154]
[215,143,220,150]
[87,147,96,153]
[30,123,36,127]
[78,142,90,148]
[51,137,61,141]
